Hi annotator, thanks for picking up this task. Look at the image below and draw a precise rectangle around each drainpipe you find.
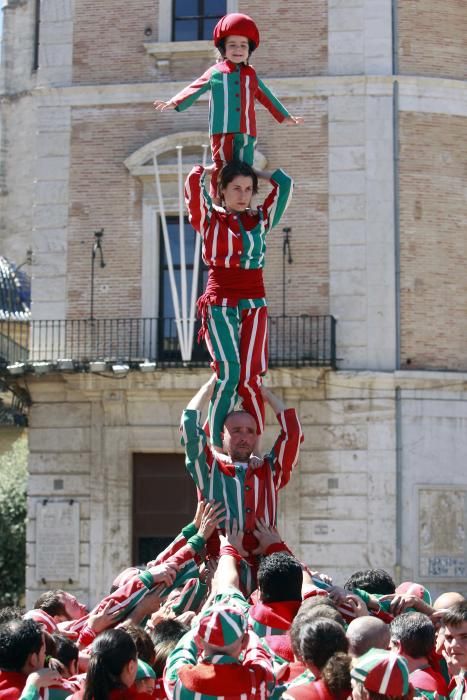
[393,80,400,371]
[392,0,401,370]
[391,0,399,76]
[395,385,402,583]
[392,0,402,584]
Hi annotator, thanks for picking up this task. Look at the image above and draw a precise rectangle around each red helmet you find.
[213,13,260,49]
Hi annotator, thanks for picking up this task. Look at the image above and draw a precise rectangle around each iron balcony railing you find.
[0,315,336,371]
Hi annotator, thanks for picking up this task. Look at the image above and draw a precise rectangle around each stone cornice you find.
[32,75,467,117]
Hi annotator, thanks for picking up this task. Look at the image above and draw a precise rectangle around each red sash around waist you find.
[196,267,265,341]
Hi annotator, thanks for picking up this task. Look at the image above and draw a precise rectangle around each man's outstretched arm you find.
[262,385,303,490]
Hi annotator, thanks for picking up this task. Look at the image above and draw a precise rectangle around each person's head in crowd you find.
[149,619,189,677]
[297,602,346,628]
[390,612,435,661]
[300,595,337,612]
[51,633,79,678]
[119,622,155,665]
[347,617,390,658]
[395,582,432,607]
[195,605,248,659]
[257,552,303,603]
[350,649,413,700]
[34,590,87,621]
[344,570,396,595]
[0,619,45,674]
[290,617,348,677]
[83,628,137,700]
[321,652,352,698]
[43,631,57,660]
[0,607,23,624]
[433,592,464,613]
[442,600,467,672]
[134,659,157,695]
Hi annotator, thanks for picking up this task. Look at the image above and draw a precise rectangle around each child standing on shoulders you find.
[153,12,303,198]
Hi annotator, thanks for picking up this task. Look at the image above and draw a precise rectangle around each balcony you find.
[0,315,336,374]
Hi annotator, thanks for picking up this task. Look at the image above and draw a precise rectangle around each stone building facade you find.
[0,0,466,606]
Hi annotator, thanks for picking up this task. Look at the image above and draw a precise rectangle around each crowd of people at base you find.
[0,508,466,700]
[2,8,466,700]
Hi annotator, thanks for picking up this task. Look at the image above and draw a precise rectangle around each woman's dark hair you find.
[51,633,79,670]
[218,160,258,198]
[216,38,256,57]
[290,617,348,669]
[120,622,155,665]
[149,619,189,677]
[321,651,351,695]
[43,630,57,659]
[83,628,136,700]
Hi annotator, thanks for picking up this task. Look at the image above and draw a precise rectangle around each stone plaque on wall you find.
[36,501,80,582]
[419,488,467,579]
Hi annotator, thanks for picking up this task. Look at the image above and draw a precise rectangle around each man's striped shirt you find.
[181,407,303,551]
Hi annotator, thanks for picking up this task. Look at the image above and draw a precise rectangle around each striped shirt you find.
[410,667,448,700]
[60,531,203,648]
[172,60,292,137]
[164,590,274,700]
[185,166,293,271]
[181,407,303,552]
[449,672,467,700]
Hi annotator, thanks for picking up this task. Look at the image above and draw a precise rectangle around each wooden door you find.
[132,453,197,565]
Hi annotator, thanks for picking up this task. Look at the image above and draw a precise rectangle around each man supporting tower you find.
[181,375,303,572]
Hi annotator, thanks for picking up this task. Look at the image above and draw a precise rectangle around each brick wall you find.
[256,98,329,317]
[66,92,329,320]
[398,0,467,80]
[399,111,467,370]
[72,0,327,85]
[239,0,328,79]
[72,0,157,85]
[67,103,163,319]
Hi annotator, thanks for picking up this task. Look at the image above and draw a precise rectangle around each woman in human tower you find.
[154,13,303,455]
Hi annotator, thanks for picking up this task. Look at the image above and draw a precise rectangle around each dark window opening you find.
[158,216,209,362]
[172,0,226,42]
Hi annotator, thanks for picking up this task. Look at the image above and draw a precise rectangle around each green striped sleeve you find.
[180,409,210,494]
[165,628,198,686]
[256,77,292,120]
